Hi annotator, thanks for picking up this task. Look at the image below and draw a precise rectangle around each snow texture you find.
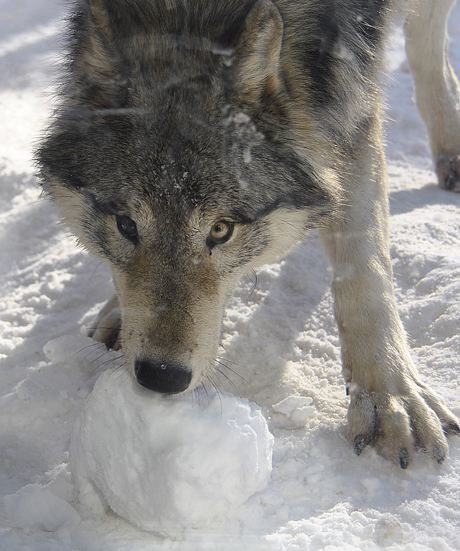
[1,1,460,549]
[4,484,81,533]
[70,369,273,537]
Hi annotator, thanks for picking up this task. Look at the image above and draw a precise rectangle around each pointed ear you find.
[70,0,126,109]
[233,0,283,104]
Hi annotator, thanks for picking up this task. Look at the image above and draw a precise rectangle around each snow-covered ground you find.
[1,1,460,549]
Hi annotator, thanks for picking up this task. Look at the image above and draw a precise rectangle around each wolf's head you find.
[37,0,337,393]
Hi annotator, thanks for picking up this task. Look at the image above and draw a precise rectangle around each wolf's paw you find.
[436,154,460,191]
[347,382,460,468]
[88,294,122,350]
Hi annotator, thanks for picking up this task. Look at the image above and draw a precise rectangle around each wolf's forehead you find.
[89,162,228,218]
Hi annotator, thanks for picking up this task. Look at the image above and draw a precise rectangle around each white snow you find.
[70,369,273,537]
[4,484,81,533]
[1,1,460,550]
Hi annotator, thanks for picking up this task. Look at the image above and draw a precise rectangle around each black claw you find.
[445,422,460,435]
[433,445,446,465]
[354,434,367,456]
[444,173,458,191]
[399,448,409,469]
[105,328,121,350]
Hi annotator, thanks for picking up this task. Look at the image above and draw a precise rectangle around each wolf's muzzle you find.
[134,358,192,394]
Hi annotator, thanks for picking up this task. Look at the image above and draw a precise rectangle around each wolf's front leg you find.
[321,118,459,467]
[405,0,460,191]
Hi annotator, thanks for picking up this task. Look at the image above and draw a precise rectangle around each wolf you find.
[37,0,460,468]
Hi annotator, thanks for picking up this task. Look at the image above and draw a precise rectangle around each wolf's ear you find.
[233,0,283,104]
[70,0,126,109]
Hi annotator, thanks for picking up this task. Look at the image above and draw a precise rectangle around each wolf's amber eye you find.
[116,215,138,243]
[208,220,234,248]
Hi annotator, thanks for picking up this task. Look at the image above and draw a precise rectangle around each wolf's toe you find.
[89,295,122,350]
[90,317,122,350]
[399,448,409,469]
[347,387,377,456]
[353,434,367,456]
[436,155,460,191]
[444,421,460,435]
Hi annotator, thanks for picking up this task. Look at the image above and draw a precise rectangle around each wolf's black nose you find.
[134,358,192,394]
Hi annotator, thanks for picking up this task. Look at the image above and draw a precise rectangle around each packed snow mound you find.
[4,483,81,533]
[70,367,274,537]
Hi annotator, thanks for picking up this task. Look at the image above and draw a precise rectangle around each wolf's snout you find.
[134,358,192,394]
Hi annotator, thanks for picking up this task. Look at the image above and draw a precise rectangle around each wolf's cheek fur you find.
[47,185,115,261]
[45,182,105,256]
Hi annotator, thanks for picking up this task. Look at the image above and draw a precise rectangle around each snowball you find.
[4,484,81,532]
[43,335,95,364]
[70,368,273,537]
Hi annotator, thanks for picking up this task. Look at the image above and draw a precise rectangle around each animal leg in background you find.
[405,0,460,190]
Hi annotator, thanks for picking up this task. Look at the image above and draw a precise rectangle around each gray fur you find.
[37,0,460,467]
